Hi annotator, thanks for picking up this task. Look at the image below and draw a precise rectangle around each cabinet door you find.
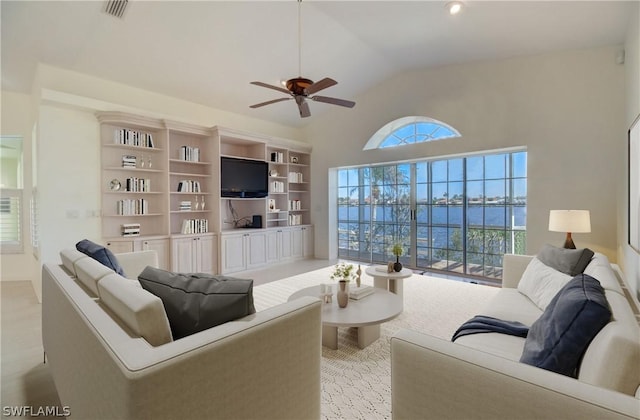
[280,229,293,260]
[291,227,304,258]
[140,238,170,270]
[172,237,195,273]
[105,240,134,254]
[196,235,216,274]
[247,232,268,269]
[266,230,280,263]
[221,234,246,273]
[302,226,314,258]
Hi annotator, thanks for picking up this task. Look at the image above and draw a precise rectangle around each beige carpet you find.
[253,266,500,420]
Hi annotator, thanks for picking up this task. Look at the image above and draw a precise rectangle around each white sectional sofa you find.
[391,253,640,419]
[42,249,322,420]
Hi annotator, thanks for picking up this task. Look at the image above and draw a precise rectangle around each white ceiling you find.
[1,1,633,128]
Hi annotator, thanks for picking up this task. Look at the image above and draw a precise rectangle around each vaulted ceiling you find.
[1,1,633,128]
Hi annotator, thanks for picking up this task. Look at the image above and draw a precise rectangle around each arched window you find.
[363,116,460,150]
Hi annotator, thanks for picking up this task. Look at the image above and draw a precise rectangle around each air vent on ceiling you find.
[104,0,128,19]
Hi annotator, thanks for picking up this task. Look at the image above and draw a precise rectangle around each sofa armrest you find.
[391,329,640,420]
[501,254,534,288]
[115,250,158,279]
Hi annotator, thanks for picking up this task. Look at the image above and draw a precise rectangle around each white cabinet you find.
[171,234,216,274]
[247,231,268,269]
[302,225,314,258]
[220,233,247,274]
[290,227,304,258]
[220,230,269,273]
[136,238,170,270]
[106,237,170,270]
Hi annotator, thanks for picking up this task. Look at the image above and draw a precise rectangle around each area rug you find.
[252,266,499,420]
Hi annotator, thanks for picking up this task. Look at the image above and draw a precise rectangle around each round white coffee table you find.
[288,285,403,350]
[365,265,412,297]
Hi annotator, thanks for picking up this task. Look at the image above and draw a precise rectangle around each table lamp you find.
[548,210,591,249]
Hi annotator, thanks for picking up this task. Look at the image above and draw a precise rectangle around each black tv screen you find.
[220,157,268,198]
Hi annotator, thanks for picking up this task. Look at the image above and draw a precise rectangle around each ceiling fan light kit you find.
[249,0,355,118]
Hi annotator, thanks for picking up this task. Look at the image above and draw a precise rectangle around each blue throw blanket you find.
[451,315,529,342]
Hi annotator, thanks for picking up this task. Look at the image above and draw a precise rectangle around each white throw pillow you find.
[517,257,572,310]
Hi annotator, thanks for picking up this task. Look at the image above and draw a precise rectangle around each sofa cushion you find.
[537,244,594,276]
[60,248,88,276]
[582,253,625,295]
[98,273,173,346]
[517,257,572,310]
[520,274,611,378]
[138,266,256,340]
[76,239,126,277]
[75,257,114,297]
[478,288,542,326]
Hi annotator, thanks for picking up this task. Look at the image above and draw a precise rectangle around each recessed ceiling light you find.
[446,1,463,15]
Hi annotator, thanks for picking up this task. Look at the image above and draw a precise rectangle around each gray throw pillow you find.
[138,266,256,339]
[537,244,594,276]
[76,239,126,277]
[520,274,611,378]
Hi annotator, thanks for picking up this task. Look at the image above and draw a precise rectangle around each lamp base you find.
[563,232,576,249]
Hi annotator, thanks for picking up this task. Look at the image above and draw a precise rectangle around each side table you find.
[365,265,412,298]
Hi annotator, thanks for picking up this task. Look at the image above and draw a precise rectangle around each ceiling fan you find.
[249,0,355,118]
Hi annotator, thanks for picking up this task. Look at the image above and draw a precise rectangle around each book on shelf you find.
[114,129,154,148]
[117,198,148,215]
[270,151,284,163]
[122,155,137,168]
[349,285,375,300]
[125,177,151,192]
[179,201,192,211]
[288,172,303,183]
[180,218,209,235]
[177,180,201,193]
[179,145,200,162]
[121,223,140,236]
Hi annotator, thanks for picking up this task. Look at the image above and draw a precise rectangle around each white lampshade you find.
[548,210,591,233]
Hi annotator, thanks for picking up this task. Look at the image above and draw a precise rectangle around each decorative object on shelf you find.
[200,196,205,210]
[356,264,362,287]
[392,243,404,272]
[268,199,276,211]
[290,156,299,164]
[337,280,349,308]
[268,169,278,177]
[194,196,200,211]
[140,154,145,168]
[548,210,591,249]
[109,179,121,191]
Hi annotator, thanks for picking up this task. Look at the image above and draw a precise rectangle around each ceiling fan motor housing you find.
[286,78,314,95]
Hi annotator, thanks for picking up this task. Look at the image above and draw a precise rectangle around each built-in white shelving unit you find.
[98,112,312,275]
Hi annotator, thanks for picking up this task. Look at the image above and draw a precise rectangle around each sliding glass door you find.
[337,150,526,280]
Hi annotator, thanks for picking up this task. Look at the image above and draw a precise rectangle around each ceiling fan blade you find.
[304,77,337,95]
[295,96,311,118]
[311,95,356,108]
[250,81,291,95]
[249,97,292,109]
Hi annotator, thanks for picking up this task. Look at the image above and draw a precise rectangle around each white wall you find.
[304,46,625,263]
[0,91,37,282]
[619,2,640,300]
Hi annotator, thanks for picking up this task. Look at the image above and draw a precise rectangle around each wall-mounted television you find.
[220,156,268,198]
